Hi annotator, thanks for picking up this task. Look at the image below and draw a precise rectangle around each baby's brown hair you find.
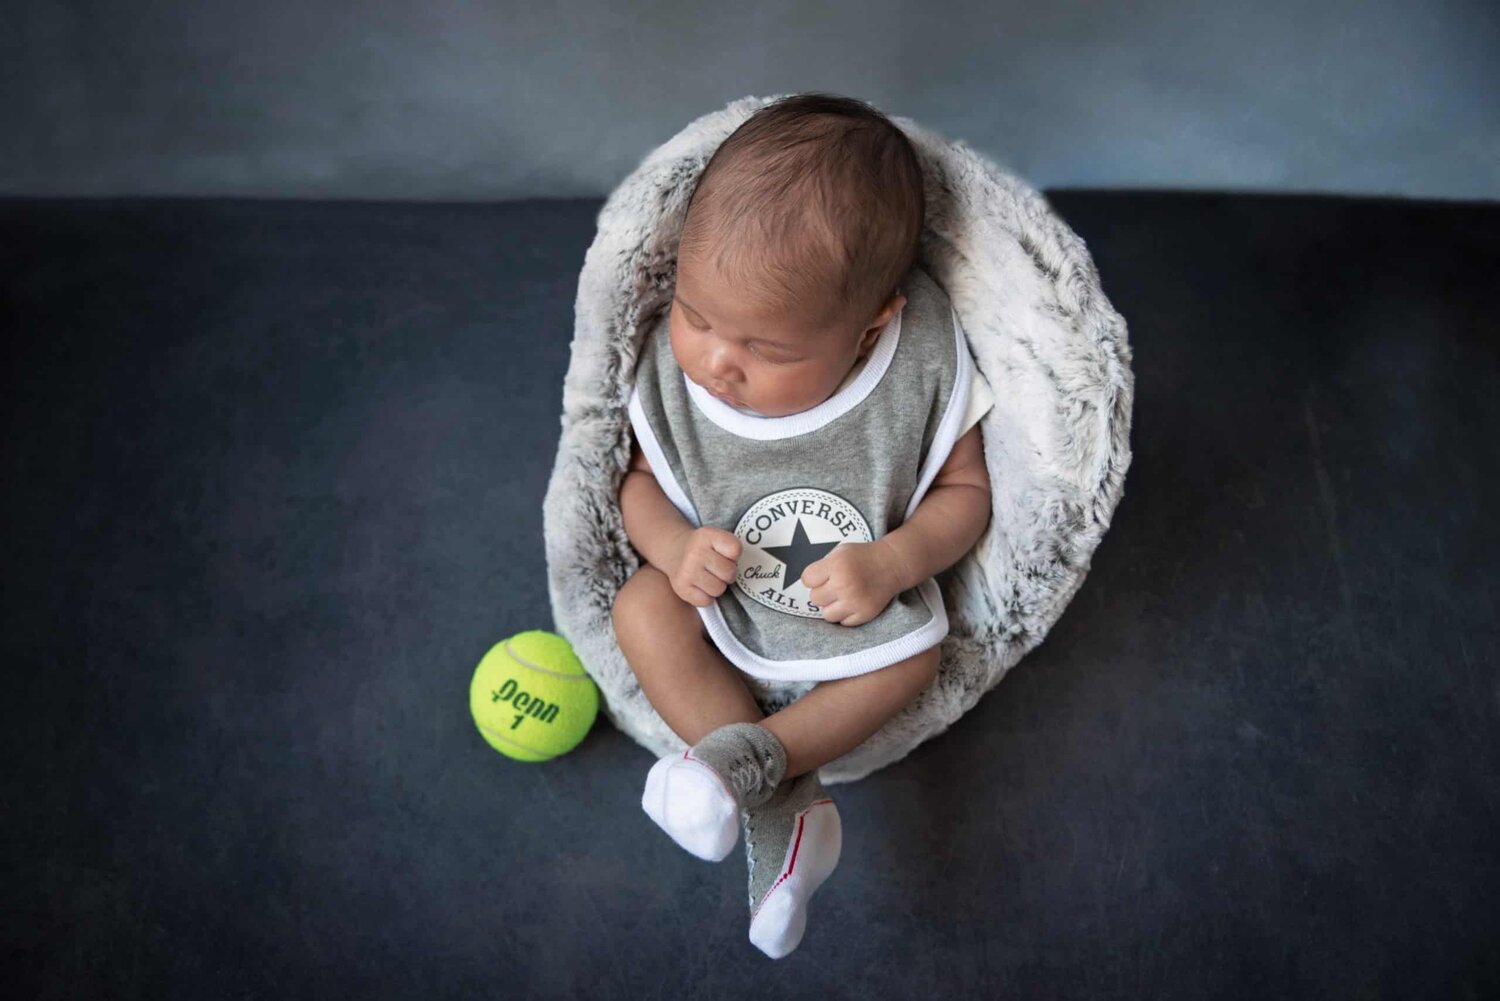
[678,93,926,335]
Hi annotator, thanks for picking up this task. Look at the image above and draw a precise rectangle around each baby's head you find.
[670,93,925,418]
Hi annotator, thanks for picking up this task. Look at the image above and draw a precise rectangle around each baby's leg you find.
[615,564,784,861]
[758,643,942,780]
[611,563,765,744]
[737,648,939,958]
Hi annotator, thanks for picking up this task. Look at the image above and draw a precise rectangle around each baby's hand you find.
[799,540,907,627]
[666,526,742,608]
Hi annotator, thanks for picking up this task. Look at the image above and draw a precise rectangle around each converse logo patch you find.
[731,488,873,618]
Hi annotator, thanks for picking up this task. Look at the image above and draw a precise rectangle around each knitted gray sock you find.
[685,721,788,811]
[741,769,842,959]
[640,722,790,862]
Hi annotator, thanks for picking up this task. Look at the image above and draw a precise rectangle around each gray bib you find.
[627,265,972,683]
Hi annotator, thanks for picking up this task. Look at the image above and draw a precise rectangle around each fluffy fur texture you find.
[542,95,1134,784]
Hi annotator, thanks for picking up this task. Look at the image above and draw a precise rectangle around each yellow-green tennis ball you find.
[470,630,598,762]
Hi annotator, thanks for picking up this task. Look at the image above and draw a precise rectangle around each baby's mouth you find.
[689,372,746,407]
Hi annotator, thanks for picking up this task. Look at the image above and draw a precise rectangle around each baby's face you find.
[669,256,904,418]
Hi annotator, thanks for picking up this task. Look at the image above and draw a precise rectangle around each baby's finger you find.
[695,568,728,597]
[683,583,714,607]
[706,549,738,583]
[800,562,830,588]
[710,533,742,560]
[817,598,844,622]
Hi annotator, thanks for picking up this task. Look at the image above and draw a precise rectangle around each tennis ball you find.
[470,630,599,762]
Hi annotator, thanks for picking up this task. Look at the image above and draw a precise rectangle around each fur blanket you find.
[543,95,1134,783]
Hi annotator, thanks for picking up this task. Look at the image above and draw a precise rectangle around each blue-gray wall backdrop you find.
[4,0,1497,202]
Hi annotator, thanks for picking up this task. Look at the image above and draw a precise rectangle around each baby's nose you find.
[705,347,739,381]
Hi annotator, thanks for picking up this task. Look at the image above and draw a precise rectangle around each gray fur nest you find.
[543,94,1134,784]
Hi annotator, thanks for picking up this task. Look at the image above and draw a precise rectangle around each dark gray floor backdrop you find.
[4,192,1496,999]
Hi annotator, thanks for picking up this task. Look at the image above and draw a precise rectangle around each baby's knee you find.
[612,564,692,646]
[612,564,664,633]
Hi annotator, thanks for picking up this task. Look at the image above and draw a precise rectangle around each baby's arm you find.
[878,424,992,592]
[619,431,742,606]
[619,433,693,576]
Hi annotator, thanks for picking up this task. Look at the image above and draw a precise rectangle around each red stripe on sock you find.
[751,799,839,921]
[786,814,805,874]
[752,813,806,919]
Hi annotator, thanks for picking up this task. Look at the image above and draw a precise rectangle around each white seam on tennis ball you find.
[475,721,552,758]
[503,639,592,681]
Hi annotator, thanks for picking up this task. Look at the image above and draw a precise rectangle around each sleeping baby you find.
[612,93,994,959]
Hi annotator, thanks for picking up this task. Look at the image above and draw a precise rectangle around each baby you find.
[612,94,993,958]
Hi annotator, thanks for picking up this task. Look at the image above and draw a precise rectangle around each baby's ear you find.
[882,294,907,330]
[880,291,907,322]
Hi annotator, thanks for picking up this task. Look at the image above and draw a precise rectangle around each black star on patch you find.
[761,518,841,590]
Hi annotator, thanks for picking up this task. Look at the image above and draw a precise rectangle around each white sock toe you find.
[641,754,740,861]
[748,800,842,958]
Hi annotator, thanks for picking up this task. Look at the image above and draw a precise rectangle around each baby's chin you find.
[737,394,834,419]
[696,369,851,418]
[744,368,862,416]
